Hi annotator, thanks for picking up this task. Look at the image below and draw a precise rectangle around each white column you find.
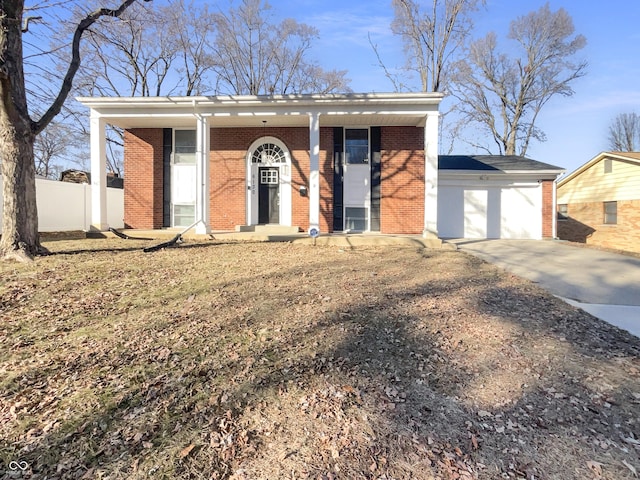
[423,112,440,238]
[308,112,321,233]
[195,114,211,234]
[90,113,107,231]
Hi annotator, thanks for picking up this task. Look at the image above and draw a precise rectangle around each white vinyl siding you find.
[558,158,640,204]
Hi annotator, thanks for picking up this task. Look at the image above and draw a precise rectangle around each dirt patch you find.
[1,239,639,479]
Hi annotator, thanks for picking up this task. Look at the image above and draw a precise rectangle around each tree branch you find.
[32,0,151,135]
[22,16,43,33]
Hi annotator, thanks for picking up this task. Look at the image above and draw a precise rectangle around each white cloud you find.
[307,11,395,49]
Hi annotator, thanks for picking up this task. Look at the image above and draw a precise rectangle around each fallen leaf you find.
[179,444,196,459]
[623,459,638,477]
[586,460,603,478]
[180,294,196,316]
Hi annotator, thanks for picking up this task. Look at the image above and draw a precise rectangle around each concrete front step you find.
[235,225,301,234]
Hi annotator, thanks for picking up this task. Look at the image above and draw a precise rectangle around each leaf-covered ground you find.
[1,239,640,479]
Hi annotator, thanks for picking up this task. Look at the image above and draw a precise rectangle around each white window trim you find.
[246,136,292,226]
[342,127,372,232]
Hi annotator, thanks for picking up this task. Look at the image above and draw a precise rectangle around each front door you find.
[343,128,371,231]
[258,167,279,224]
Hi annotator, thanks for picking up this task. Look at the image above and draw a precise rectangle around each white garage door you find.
[438,184,542,239]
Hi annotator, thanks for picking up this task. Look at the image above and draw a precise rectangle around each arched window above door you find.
[251,142,287,164]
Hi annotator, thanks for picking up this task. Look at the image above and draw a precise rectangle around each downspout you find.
[192,98,211,234]
[552,177,558,239]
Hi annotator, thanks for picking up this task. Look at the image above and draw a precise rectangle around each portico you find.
[79,92,443,237]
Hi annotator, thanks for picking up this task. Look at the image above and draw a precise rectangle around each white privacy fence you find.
[0,177,124,233]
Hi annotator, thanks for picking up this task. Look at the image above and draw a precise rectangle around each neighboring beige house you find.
[557,151,640,253]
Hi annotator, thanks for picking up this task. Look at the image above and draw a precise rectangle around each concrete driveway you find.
[452,239,640,337]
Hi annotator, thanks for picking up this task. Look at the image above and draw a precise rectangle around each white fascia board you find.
[76,92,443,117]
[77,91,443,107]
[439,178,543,188]
[440,169,563,177]
[439,170,563,184]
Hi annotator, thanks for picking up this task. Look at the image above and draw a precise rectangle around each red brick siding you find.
[380,126,425,234]
[557,199,640,253]
[123,126,430,234]
[123,129,164,229]
[209,128,246,231]
[209,127,333,233]
[541,180,554,238]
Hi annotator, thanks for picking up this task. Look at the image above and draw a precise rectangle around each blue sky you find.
[278,0,640,176]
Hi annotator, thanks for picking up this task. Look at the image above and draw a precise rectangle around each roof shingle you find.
[438,155,563,171]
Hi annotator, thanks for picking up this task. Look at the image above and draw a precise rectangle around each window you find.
[251,143,286,164]
[174,130,196,164]
[345,207,368,231]
[604,201,617,224]
[173,204,195,227]
[604,158,612,174]
[260,169,279,184]
[557,204,568,220]
[345,129,369,164]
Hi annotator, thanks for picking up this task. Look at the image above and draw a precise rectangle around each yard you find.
[1,239,639,479]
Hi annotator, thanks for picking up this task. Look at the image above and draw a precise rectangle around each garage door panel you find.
[437,186,464,238]
[437,183,542,239]
[464,189,488,238]
[500,186,541,239]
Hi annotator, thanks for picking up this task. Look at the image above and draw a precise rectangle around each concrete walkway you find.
[452,239,640,338]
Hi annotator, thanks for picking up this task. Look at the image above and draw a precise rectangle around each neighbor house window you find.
[557,204,568,220]
[604,158,612,174]
[603,201,617,224]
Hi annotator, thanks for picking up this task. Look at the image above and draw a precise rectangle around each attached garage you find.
[437,155,564,240]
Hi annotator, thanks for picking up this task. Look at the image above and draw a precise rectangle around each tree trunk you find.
[0,122,44,261]
[0,0,148,261]
[0,0,44,261]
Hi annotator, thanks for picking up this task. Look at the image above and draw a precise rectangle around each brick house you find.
[557,151,640,253]
[79,93,563,240]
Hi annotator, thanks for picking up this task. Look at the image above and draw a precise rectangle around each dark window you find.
[557,204,568,220]
[345,129,369,164]
[604,201,617,224]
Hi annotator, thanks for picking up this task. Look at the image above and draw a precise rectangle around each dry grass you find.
[1,238,640,480]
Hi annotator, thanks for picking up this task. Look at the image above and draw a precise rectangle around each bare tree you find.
[451,3,587,156]
[70,0,216,178]
[78,1,179,97]
[372,0,483,93]
[210,0,350,95]
[33,121,81,179]
[164,0,217,96]
[608,112,640,152]
[0,0,149,261]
